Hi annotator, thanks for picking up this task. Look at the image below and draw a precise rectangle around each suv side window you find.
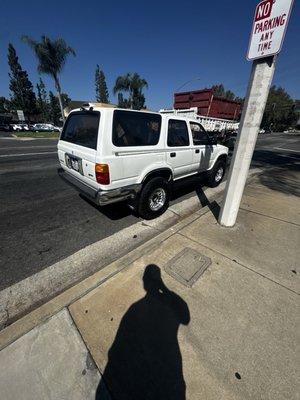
[190,122,211,145]
[112,110,161,147]
[167,120,189,147]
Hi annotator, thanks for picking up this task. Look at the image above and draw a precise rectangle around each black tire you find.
[207,159,226,187]
[137,177,170,220]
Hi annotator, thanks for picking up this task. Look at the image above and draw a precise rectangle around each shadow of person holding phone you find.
[96,264,190,400]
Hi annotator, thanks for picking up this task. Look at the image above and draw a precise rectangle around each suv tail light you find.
[95,163,110,185]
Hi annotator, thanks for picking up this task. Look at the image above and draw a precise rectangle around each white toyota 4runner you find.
[57,105,228,219]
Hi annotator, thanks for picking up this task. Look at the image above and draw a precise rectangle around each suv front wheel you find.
[207,159,226,187]
[137,177,170,220]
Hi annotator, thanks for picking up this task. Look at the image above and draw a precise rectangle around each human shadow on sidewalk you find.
[96,264,190,400]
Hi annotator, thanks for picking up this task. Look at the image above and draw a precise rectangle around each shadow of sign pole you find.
[219,0,294,227]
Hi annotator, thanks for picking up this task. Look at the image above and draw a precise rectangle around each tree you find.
[95,65,109,103]
[212,84,242,102]
[225,90,235,101]
[117,93,131,109]
[7,43,37,120]
[261,86,297,132]
[48,91,71,125]
[36,78,49,122]
[0,97,11,113]
[211,84,226,98]
[22,35,75,122]
[113,73,148,110]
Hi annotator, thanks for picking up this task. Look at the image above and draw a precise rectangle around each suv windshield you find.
[60,111,100,150]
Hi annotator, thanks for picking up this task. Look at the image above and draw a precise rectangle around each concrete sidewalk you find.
[0,170,299,400]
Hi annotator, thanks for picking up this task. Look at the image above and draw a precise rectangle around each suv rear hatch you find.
[58,110,100,189]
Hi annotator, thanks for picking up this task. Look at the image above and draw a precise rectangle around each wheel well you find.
[216,154,228,165]
[142,169,173,185]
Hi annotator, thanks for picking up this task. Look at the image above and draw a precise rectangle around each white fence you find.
[159,107,239,132]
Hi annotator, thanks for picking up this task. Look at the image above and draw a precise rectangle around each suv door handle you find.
[195,149,200,154]
[170,152,176,158]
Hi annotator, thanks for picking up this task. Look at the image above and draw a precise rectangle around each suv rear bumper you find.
[58,169,142,206]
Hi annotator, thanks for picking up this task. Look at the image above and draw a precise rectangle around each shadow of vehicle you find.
[79,194,133,220]
[96,264,190,400]
[170,173,208,201]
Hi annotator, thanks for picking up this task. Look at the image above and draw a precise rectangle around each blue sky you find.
[0,0,299,110]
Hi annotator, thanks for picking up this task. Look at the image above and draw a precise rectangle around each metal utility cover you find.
[164,247,212,287]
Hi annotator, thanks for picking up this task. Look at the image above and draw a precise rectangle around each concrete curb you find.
[0,168,262,350]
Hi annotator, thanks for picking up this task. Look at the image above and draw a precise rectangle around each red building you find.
[174,88,241,120]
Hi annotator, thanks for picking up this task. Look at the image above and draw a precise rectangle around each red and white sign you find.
[247,0,294,60]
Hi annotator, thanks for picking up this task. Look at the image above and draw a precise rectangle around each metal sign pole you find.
[218,55,276,227]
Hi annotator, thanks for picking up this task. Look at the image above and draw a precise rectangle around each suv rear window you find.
[112,110,161,147]
[60,111,100,150]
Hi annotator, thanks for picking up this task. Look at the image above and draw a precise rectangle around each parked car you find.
[32,123,62,132]
[0,123,12,132]
[11,123,29,132]
[57,106,228,219]
[215,129,237,150]
[44,123,62,132]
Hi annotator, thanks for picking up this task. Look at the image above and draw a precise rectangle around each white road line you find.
[0,151,57,158]
[0,146,56,151]
[274,147,300,153]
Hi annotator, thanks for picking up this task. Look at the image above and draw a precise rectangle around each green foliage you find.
[0,96,11,113]
[36,78,49,122]
[117,93,131,109]
[212,84,241,102]
[224,90,235,101]
[48,91,71,125]
[95,65,109,103]
[22,35,75,121]
[22,36,75,78]
[7,43,37,119]
[261,86,298,132]
[114,73,148,110]
[212,84,225,97]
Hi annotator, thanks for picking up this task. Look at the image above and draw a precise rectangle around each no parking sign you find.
[247,0,294,60]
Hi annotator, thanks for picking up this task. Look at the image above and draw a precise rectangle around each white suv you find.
[57,105,228,219]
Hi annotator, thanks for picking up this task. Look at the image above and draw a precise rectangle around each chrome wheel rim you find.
[215,167,224,182]
[149,188,166,211]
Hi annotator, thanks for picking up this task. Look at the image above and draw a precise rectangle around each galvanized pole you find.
[218,56,276,227]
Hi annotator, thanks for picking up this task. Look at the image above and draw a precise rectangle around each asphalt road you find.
[0,133,299,291]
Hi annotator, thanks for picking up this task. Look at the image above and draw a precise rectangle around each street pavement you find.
[0,133,299,293]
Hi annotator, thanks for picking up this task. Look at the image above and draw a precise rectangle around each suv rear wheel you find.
[137,177,170,220]
[207,159,226,187]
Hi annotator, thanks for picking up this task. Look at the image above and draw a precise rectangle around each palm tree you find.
[113,73,148,110]
[22,35,75,122]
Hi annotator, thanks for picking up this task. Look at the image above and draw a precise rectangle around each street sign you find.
[247,0,294,60]
[17,110,25,121]
[220,0,294,227]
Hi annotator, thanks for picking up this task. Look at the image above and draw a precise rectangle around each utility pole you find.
[218,0,294,227]
[218,56,276,226]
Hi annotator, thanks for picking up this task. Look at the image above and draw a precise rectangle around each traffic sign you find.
[17,110,25,121]
[247,0,294,60]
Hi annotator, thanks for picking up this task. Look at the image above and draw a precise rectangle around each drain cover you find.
[164,247,212,287]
